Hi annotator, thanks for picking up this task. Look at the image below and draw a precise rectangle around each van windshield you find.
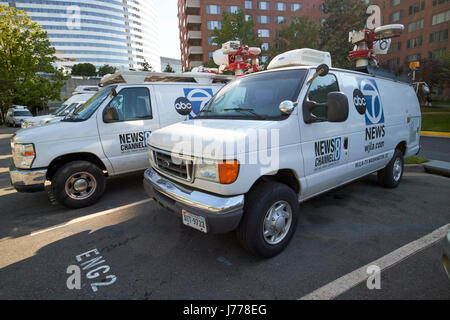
[14,111,32,117]
[63,86,116,122]
[197,69,307,120]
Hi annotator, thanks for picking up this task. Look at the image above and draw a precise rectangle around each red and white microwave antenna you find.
[211,41,264,76]
[349,5,404,68]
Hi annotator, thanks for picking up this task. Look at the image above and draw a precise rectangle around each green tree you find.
[98,64,116,77]
[320,0,367,69]
[212,9,261,49]
[0,5,67,113]
[270,16,319,59]
[163,64,175,73]
[141,59,154,72]
[71,63,97,77]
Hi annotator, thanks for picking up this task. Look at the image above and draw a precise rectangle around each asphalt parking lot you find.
[0,126,449,300]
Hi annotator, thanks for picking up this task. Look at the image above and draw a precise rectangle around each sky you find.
[156,0,181,60]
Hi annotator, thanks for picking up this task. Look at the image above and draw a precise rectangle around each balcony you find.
[188,46,203,55]
[187,15,201,26]
[186,0,200,15]
[188,30,202,40]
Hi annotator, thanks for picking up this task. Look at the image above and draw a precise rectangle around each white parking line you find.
[31,199,153,237]
[300,223,450,300]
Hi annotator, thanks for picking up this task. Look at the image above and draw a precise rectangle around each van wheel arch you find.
[396,141,407,156]
[250,169,301,195]
[47,153,108,181]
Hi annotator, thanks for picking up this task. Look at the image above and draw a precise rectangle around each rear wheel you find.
[236,181,299,258]
[378,149,404,188]
[51,161,106,209]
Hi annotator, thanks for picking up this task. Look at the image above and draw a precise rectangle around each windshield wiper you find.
[223,108,266,120]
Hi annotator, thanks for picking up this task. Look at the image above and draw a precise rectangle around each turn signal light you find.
[218,160,239,184]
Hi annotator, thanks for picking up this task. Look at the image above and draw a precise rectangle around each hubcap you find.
[263,201,293,245]
[65,172,97,200]
[393,158,402,182]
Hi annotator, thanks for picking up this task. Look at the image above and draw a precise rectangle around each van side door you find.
[97,86,159,175]
[299,71,350,199]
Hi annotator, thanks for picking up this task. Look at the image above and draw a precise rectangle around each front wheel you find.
[51,161,106,209]
[236,181,299,258]
[378,149,404,188]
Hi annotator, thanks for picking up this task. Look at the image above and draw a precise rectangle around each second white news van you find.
[144,50,422,258]
[9,72,232,208]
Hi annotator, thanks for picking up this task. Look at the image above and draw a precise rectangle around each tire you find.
[51,161,106,209]
[378,149,404,189]
[236,181,299,258]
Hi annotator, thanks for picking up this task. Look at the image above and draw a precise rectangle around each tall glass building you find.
[1,0,161,72]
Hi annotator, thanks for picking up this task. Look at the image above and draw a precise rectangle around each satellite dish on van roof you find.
[374,24,404,39]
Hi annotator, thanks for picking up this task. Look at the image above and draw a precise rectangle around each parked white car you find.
[5,106,33,127]
[143,50,422,258]
[22,93,95,129]
[9,72,232,208]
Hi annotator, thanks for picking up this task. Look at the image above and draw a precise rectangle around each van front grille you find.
[153,150,193,182]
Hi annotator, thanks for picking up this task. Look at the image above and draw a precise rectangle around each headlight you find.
[12,143,36,169]
[195,159,239,184]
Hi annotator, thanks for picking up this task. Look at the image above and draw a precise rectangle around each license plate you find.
[182,210,207,233]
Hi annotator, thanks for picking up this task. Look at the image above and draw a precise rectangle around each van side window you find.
[306,74,339,119]
[108,87,152,121]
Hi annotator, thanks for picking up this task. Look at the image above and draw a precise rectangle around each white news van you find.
[143,50,422,258]
[9,72,232,208]
[22,93,95,129]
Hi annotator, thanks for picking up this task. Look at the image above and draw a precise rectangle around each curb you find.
[421,131,450,138]
[404,164,425,174]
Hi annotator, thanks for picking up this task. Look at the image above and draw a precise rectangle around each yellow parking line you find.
[421,131,450,137]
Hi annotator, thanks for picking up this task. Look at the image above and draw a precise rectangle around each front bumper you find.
[9,164,47,193]
[143,167,244,234]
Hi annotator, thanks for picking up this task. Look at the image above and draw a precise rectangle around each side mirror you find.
[327,92,349,123]
[422,85,430,94]
[104,106,120,123]
[279,100,297,115]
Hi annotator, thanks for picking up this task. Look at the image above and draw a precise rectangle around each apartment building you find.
[178,0,325,70]
[373,0,450,71]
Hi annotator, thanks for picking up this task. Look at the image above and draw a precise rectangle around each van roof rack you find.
[100,71,234,86]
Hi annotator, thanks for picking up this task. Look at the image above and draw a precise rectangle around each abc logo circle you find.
[353,89,367,115]
[174,97,192,116]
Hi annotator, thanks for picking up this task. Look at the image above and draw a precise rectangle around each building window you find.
[429,48,447,59]
[390,10,402,22]
[408,19,424,32]
[406,54,421,62]
[291,3,302,11]
[261,42,269,51]
[208,36,218,45]
[227,6,241,14]
[432,10,450,25]
[258,15,270,24]
[258,1,270,10]
[275,16,287,24]
[406,36,423,49]
[433,0,450,7]
[245,1,253,9]
[245,14,253,21]
[206,5,221,15]
[207,21,222,30]
[390,0,402,6]
[388,41,402,54]
[409,1,425,15]
[258,29,270,38]
[430,29,448,43]
[275,2,287,11]
[386,57,401,70]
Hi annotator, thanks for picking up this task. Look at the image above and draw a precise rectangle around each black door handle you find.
[344,138,349,150]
